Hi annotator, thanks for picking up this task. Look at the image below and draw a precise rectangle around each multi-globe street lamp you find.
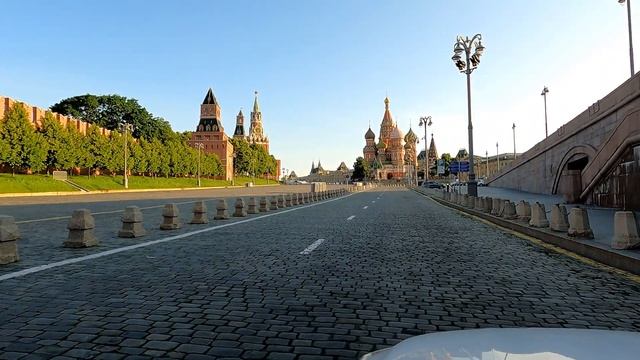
[195,142,204,187]
[119,122,134,189]
[541,86,549,138]
[452,34,485,197]
[418,116,432,181]
[619,0,635,76]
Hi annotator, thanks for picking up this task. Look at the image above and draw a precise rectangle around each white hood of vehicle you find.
[361,328,640,360]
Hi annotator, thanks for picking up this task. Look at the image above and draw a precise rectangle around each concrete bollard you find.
[502,201,518,220]
[276,194,285,208]
[515,201,531,223]
[214,199,230,220]
[568,207,594,239]
[611,211,640,249]
[0,215,20,264]
[233,198,247,217]
[247,197,259,214]
[259,196,269,212]
[549,204,569,232]
[462,194,469,207]
[491,198,502,216]
[285,194,293,207]
[299,193,306,204]
[65,209,99,247]
[292,193,299,206]
[160,204,181,230]
[270,196,279,210]
[475,197,483,211]
[119,206,147,237]
[529,202,549,228]
[189,201,208,224]
[483,197,493,213]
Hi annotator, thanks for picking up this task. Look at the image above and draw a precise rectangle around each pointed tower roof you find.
[233,109,245,137]
[203,88,218,105]
[428,134,438,159]
[253,91,260,113]
[381,97,393,126]
[365,127,375,139]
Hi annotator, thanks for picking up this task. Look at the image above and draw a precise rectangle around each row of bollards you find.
[415,186,640,251]
[0,189,351,264]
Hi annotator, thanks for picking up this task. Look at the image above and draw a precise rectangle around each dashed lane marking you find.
[299,239,325,255]
[372,201,376,203]
[363,206,368,209]
[0,194,354,282]
[347,215,356,221]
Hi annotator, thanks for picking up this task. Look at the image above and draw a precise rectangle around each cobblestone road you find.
[1,188,639,359]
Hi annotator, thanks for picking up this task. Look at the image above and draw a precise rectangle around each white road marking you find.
[0,194,353,282]
[372,201,376,203]
[299,239,325,255]
[347,215,356,221]
[363,206,368,209]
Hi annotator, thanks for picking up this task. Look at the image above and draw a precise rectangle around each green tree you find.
[351,157,368,181]
[51,94,173,141]
[0,104,47,175]
[86,125,111,176]
[39,111,65,171]
[230,138,254,175]
[440,153,453,176]
[56,125,89,173]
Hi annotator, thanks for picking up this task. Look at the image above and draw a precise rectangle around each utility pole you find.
[512,123,516,160]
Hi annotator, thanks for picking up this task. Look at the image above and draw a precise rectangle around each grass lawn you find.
[0,174,78,193]
[0,173,279,193]
[70,175,278,191]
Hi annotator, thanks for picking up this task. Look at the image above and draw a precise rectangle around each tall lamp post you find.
[496,142,500,172]
[485,150,489,177]
[119,122,133,189]
[619,0,635,76]
[195,143,204,187]
[512,123,517,160]
[452,34,485,197]
[419,116,432,181]
[541,86,549,138]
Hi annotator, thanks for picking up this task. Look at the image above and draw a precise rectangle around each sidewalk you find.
[453,185,638,251]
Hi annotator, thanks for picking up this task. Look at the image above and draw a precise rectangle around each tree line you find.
[0,103,222,177]
[229,138,278,178]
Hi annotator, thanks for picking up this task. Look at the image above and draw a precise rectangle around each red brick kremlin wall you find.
[0,95,112,137]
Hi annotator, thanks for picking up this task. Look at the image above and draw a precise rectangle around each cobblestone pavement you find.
[1,188,640,359]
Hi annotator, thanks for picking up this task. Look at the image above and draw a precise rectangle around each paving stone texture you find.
[0,188,639,359]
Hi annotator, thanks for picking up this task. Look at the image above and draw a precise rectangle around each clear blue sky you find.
[1,1,635,176]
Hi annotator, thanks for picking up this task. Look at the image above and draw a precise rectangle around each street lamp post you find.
[419,116,432,181]
[512,123,516,160]
[541,86,549,138]
[119,122,133,189]
[452,34,485,197]
[619,0,635,76]
[496,142,500,172]
[485,150,489,176]
[195,143,204,187]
